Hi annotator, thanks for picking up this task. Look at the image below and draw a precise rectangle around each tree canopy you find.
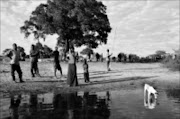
[80,47,93,55]
[34,42,53,58]
[44,45,53,55]
[2,49,12,56]
[155,50,166,56]
[35,42,44,51]
[20,0,111,51]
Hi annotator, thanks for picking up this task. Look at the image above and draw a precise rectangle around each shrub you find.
[162,54,180,71]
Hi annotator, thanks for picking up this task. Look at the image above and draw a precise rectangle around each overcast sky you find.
[0,0,179,57]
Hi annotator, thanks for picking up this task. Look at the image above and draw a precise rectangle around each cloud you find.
[0,0,47,53]
[95,0,179,56]
[0,0,179,57]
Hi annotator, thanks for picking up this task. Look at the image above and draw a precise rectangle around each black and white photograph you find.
[0,0,179,119]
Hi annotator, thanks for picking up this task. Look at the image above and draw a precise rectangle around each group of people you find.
[6,43,113,87]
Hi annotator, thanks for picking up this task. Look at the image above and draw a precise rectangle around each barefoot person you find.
[6,43,24,83]
[34,47,40,77]
[106,49,112,71]
[30,45,39,77]
[67,48,78,87]
[83,58,90,83]
[53,46,63,78]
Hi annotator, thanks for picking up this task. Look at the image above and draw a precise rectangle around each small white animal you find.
[144,84,158,109]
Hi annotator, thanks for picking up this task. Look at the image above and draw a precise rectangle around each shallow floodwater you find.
[0,88,180,119]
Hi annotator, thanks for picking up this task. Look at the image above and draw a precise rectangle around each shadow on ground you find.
[80,76,158,86]
[77,70,122,76]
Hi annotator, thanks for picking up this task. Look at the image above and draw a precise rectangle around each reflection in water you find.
[53,92,110,119]
[144,84,158,109]
[1,88,180,119]
[9,95,21,119]
[106,91,111,101]
[6,92,110,119]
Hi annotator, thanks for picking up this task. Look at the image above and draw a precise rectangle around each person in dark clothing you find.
[35,48,40,76]
[6,43,24,83]
[30,45,39,77]
[83,58,90,83]
[53,47,62,78]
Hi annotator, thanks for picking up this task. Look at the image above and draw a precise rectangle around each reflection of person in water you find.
[53,93,67,118]
[66,92,78,119]
[53,94,63,109]
[30,94,38,107]
[9,95,21,119]
[54,92,111,119]
[106,91,111,101]
[29,94,38,115]
[53,92,81,119]
[82,92,89,119]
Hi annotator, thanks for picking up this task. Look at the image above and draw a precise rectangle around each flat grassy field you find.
[0,59,179,95]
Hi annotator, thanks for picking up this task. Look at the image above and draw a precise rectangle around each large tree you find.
[20,0,111,52]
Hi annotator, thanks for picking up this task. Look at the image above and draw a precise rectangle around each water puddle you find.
[0,88,180,119]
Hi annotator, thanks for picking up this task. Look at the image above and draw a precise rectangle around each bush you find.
[162,55,180,71]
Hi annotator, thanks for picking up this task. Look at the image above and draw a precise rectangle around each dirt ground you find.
[0,59,179,95]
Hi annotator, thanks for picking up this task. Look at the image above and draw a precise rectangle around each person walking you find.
[6,43,24,83]
[106,49,112,71]
[52,46,63,78]
[67,48,78,87]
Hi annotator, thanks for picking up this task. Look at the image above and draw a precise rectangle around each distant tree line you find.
[3,44,178,66]
[114,50,167,63]
[79,49,169,63]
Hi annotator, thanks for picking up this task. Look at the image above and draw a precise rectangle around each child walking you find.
[83,58,90,83]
